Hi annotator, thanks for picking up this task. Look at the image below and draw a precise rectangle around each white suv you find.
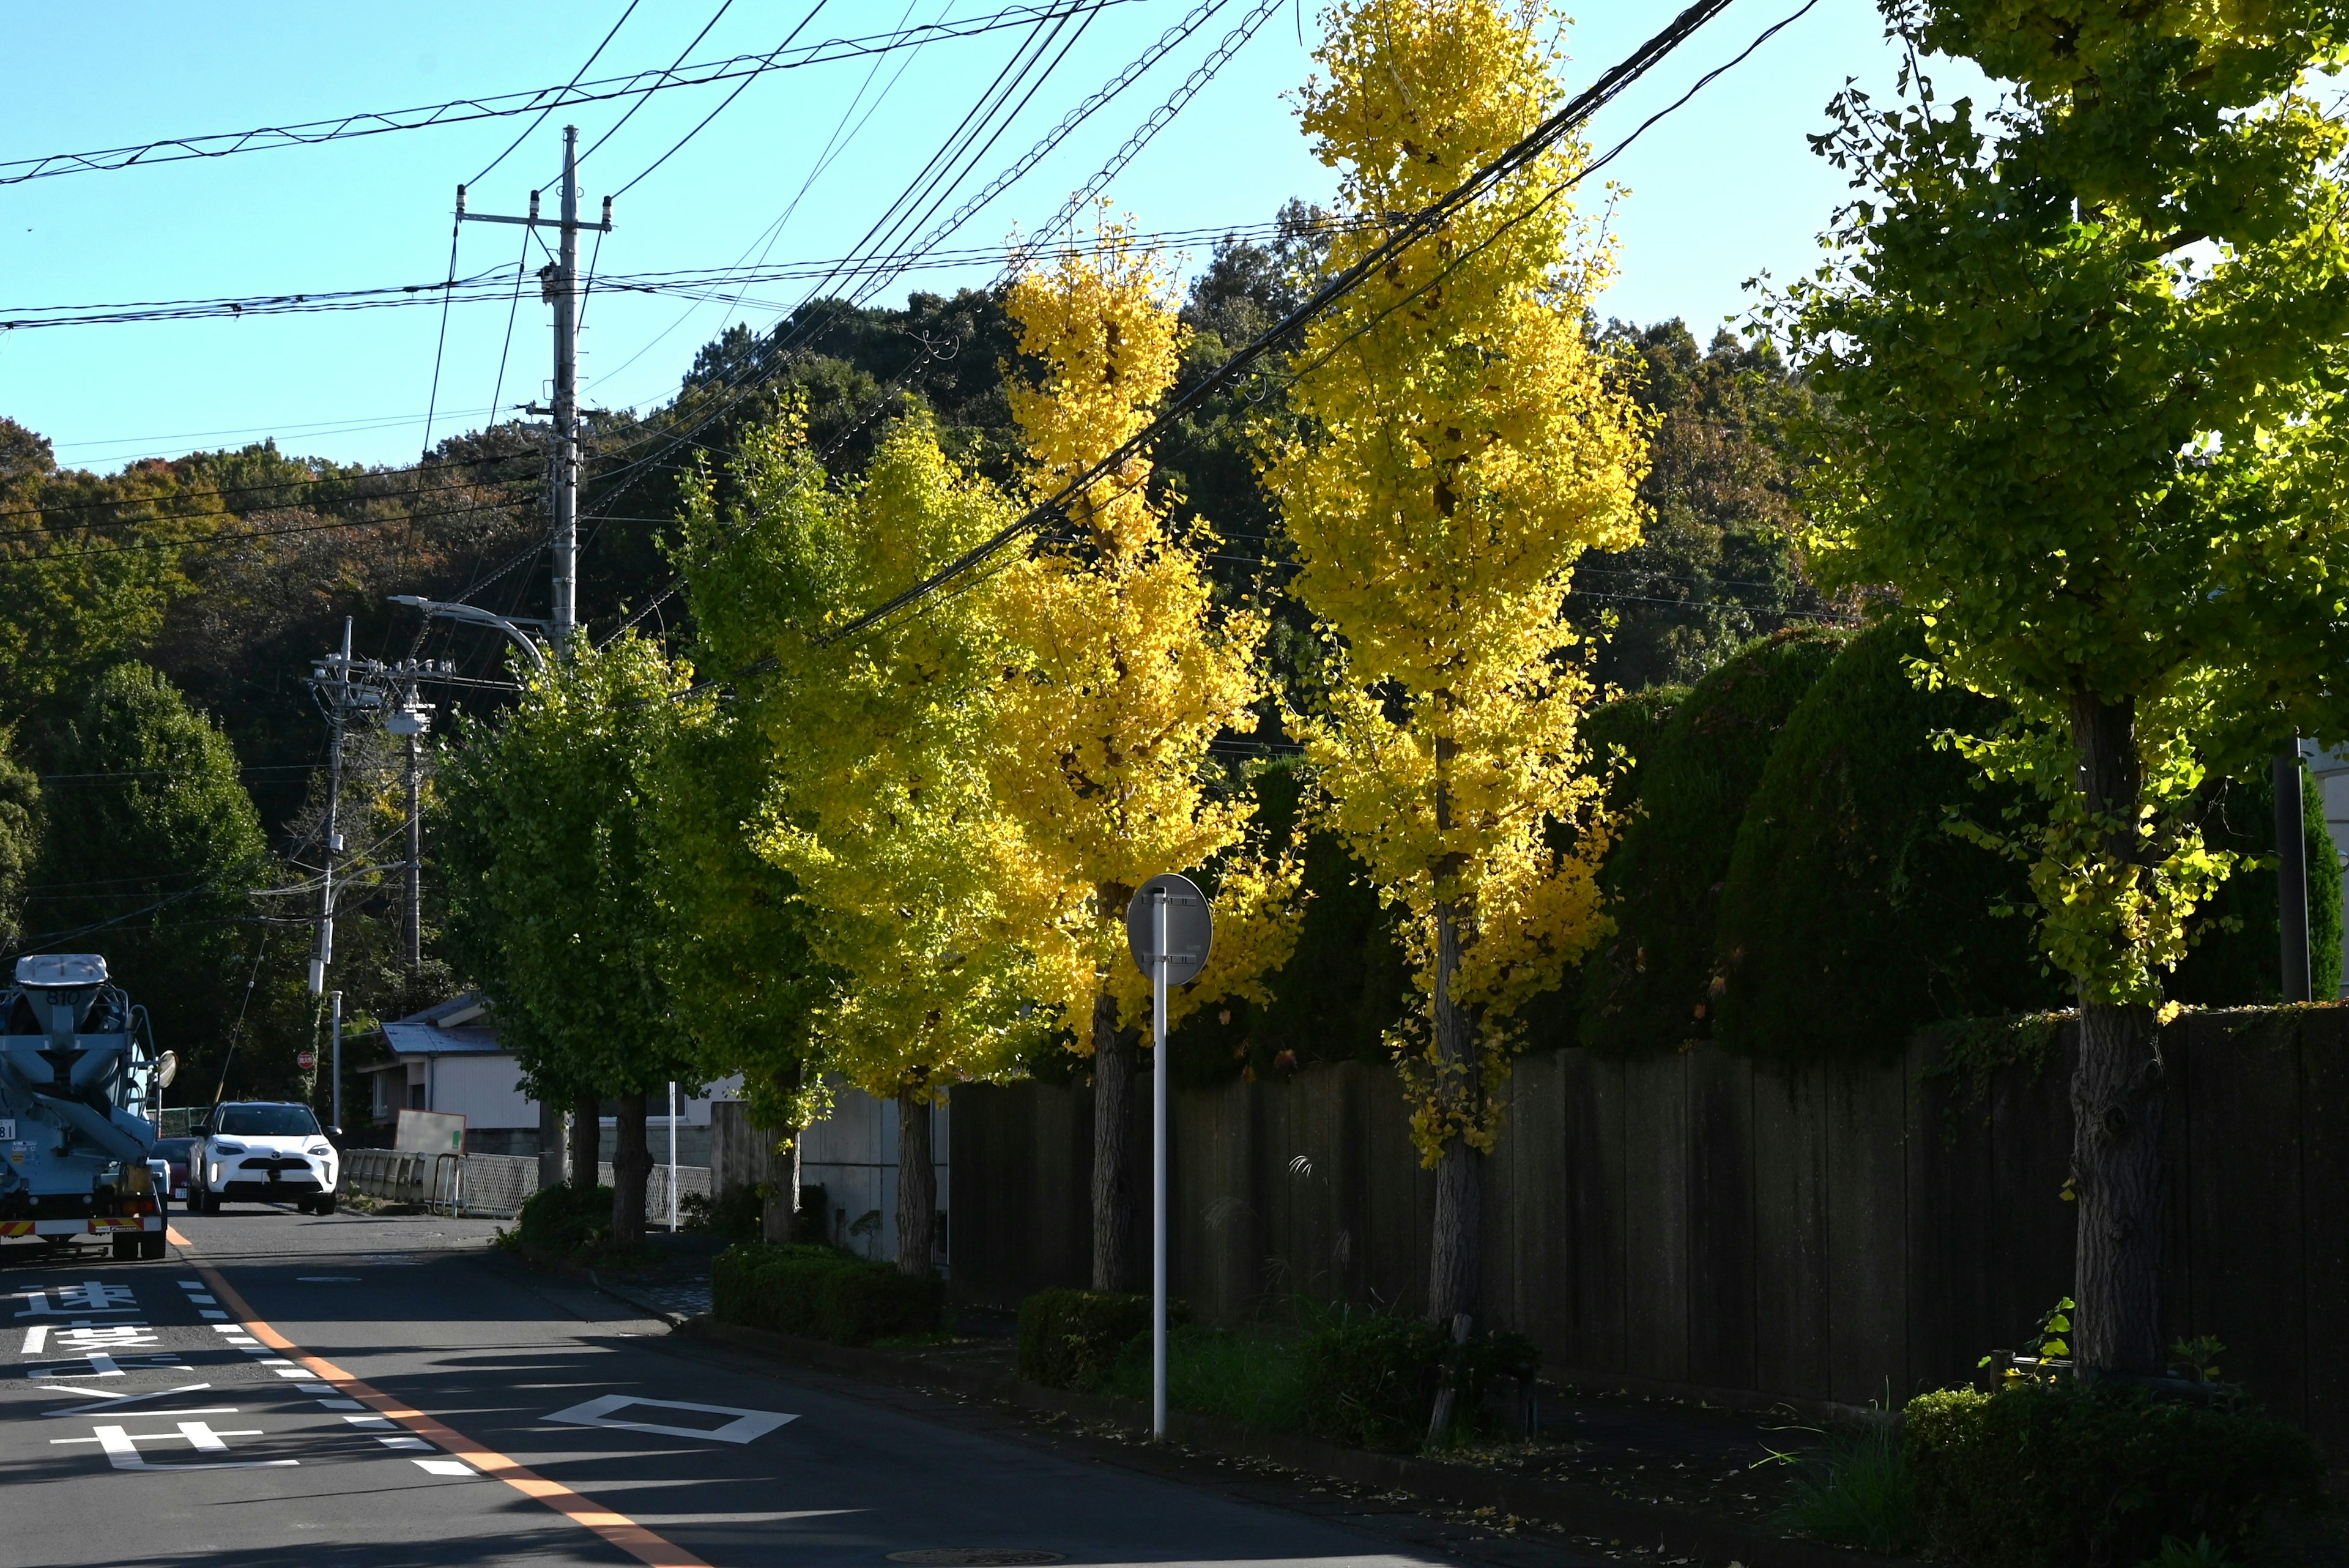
[191,1102,341,1214]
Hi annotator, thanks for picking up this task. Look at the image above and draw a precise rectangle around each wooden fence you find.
[951,1007,2349,1445]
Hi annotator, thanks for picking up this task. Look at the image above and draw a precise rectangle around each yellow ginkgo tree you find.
[679,401,1035,1276]
[1266,0,1649,1326]
[990,225,1302,1291]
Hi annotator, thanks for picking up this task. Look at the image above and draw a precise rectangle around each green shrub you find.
[1015,1288,1189,1389]
[1713,618,2060,1058]
[1096,1323,1311,1432]
[1905,1383,2321,1568]
[711,1241,944,1345]
[2170,756,2344,1005]
[680,1183,765,1243]
[1769,1419,1928,1555]
[1581,628,1846,1053]
[511,1183,612,1258]
[1294,1309,1538,1452]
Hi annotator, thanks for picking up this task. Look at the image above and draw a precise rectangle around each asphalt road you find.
[0,1205,1548,1568]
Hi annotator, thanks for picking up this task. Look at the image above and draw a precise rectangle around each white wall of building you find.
[2307,742,2349,998]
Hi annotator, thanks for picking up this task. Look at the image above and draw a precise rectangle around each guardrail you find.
[343,1148,428,1206]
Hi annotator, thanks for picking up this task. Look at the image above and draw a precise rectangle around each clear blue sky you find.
[0,1,1973,474]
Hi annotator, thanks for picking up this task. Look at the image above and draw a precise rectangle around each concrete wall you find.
[952,1009,2349,1447]
[709,1087,951,1271]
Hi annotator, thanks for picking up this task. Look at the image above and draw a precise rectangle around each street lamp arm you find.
[388,595,549,673]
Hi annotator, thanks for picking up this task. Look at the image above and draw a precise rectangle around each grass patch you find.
[1095,1323,1310,1432]
[1768,1419,1928,1556]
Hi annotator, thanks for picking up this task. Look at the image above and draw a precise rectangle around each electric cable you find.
[812,0,1756,649]
[574,1,742,172]
[0,1,1155,188]
[475,0,644,186]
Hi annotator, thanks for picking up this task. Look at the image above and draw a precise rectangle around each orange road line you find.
[169,1226,713,1568]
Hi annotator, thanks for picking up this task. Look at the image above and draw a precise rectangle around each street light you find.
[387,595,550,673]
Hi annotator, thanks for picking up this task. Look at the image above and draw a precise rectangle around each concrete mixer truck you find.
[0,953,173,1259]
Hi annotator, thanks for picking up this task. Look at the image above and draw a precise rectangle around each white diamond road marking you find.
[543,1394,798,1445]
[198,1310,228,1320]
[343,1414,395,1429]
[379,1436,432,1450]
[413,1458,476,1476]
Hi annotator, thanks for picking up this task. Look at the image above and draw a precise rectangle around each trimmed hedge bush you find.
[1906,1383,2320,1567]
[1295,1311,1538,1453]
[511,1183,612,1258]
[1713,619,2060,1057]
[711,1241,944,1345]
[2170,756,2344,1006]
[1017,1288,1189,1389]
[1582,628,1846,1052]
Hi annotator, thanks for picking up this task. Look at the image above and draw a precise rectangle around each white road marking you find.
[20,1326,45,1355]
[316,1398,363,1410]
[15,1282,136,1317]
[39,1382,212,1416]
[412,1457,476,1476]
[198,1310,228,1320]
[32,1353,123,1378]
[378,1436,432,1450]
[52,1419,299,1471]
[343,1414,395,1429]
[295,1276,360,1282]
[295,1383,336,1393]
[543,1394,799,1445]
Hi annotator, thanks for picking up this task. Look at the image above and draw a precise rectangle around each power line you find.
[0,1,1155,188]
[476,0,644,186]
[812,0,1752,648]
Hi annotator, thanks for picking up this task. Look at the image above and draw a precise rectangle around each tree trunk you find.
[897,1088,938,1277]
[571,1089,601,1190]
[2068,691,2167,1377]
[610,1089,651,1249]
[1425,898,1483,1326]
[1091,986,1136,1293]
[536,1096,566,1194]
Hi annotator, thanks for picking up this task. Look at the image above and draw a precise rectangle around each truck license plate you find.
[0,1120,13,1140]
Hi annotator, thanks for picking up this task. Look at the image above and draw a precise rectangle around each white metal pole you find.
[1152,887,1168,1441]
[329,990,343,1130]
[667,1080,678,1233]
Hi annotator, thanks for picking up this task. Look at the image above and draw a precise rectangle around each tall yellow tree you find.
[1266,0,1648,1325]
[990,225,1301,1291]
[678,403,1034,1276]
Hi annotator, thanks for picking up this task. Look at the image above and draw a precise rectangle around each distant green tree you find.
[439,634,700,1247]
[0,731,37,950]
[1572,322,1835,693]
[647,699,828,1239]
[2170,758,2343,1006]
[0,422,217,723]
[24,663,272,1098]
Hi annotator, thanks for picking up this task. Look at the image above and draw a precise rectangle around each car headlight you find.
[212,1140,246,1154]
[306,1142,330,1156]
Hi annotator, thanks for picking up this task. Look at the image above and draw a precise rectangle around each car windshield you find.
[215,1106,318,1137]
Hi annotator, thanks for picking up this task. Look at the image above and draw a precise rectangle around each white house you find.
[363,995,741,1160]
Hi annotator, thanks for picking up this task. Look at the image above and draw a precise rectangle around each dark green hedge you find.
[711,1241,943,1345]
[1294,1312,1538,1452]
[1712,620,2060,1057]
[1581,628,1847,1053]
[511,1183,612,1258]
[1906,1383,2319,1567]
[1016,1288,1189,1389]
[2170,756,2343,1006]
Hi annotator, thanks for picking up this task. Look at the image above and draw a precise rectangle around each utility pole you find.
[458,128,612,654]
[306,620,384,995]
[386,695,434,973]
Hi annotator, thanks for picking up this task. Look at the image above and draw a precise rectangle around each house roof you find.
[374,992,505,1060]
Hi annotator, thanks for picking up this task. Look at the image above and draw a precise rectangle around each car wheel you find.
[314,1194,336,1216]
